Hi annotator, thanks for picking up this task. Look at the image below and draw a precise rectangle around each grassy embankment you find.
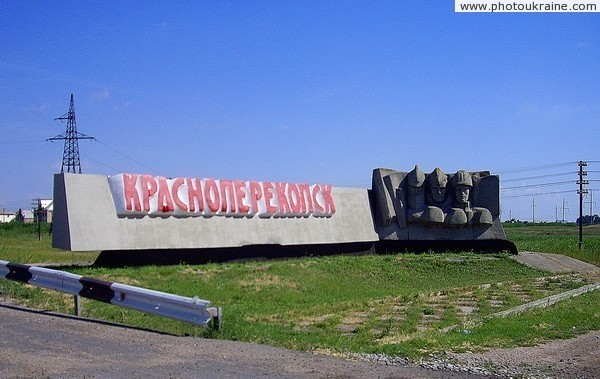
[504,222,600,266]
[0,222,598,358]
[0,222,97,264]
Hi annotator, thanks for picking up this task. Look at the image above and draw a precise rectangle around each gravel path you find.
[432,331,600,378]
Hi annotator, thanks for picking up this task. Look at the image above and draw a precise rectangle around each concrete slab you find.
[53,173,380,251]
[510,251,599,274]
[490,282,600,318]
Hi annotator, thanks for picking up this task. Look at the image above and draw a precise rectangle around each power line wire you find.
[501,180,574,190]
[501,189,576,199]
[85,156,122,173]
[93,139,159,175]
[501,172,575,183]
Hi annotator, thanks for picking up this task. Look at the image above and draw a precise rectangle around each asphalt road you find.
[0,304,487,379]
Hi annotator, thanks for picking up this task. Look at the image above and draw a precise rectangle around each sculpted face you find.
[452,170,472,206]
[430,185,446,203]
[455,185,470,204]
[428,168,448,204]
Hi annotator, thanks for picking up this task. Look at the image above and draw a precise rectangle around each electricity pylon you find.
[48,94,95,173]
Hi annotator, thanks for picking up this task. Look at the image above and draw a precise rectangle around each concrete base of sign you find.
[93,239,516,267]
[93,242,378,267]
[52,173,380,252]
[375,239,516,255]
[376,219,507,241]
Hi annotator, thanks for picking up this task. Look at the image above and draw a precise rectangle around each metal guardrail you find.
[0,260,221,329]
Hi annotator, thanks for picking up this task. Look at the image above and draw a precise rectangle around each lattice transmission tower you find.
[48,94,95,173]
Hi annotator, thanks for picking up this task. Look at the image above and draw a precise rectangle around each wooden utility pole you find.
[577,161,588,249]
[31,198,42,241]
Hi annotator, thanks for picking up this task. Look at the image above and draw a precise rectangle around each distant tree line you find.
[576,214,600,225]
[503,219,578,226]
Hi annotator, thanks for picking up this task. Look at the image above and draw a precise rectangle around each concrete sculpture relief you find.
[372,166,505,241]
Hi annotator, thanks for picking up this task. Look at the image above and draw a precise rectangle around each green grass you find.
[0,222,99,264]
[504,222,600,266]
[425,290,600,353]
[0,222,599,358]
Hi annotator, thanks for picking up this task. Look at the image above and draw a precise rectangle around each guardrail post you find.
[209,307,222,331]
[74,295,81,317]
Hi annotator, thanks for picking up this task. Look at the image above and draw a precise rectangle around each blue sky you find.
[0,1,598,222]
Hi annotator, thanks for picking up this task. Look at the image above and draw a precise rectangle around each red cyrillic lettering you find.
[287,183,302,214]
[312,184,324,213]
[113,172,334,219]
[204,179,220,213]
[141,174,157,212]
[234,180,249,214]
[249,181,262,214]
[172,177,187,212]
[321,184,335,215]
[297,183,313,215]
[219,179,235,213]
[186,177,204,213]
[156,176,174,213]
[122,173,141,212]
[274,182,290,215]
[262,181,277,215]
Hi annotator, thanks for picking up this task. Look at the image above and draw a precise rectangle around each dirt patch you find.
[511,252,600,274]
[238,274,298,291]
[441,330,600,378]
[179,266,224,279]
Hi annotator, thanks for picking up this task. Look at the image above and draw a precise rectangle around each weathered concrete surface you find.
[53,173,379,251]
[510,251,600,274]
[371,167,507,242]
[490,282,600,318]
[442,253,599,333]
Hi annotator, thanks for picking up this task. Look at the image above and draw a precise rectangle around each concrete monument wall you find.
[52,173,379,251]
[53,165,510,254]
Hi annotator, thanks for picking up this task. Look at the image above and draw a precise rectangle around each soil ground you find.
[444,330,600,378]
